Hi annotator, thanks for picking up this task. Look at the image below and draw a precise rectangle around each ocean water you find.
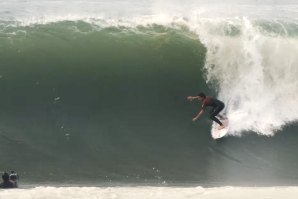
[1,0,298,198]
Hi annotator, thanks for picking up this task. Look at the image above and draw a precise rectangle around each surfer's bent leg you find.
[209,103,225,126]
[210,114,223,125]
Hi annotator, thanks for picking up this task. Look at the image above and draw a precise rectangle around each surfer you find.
[187,92,225,130]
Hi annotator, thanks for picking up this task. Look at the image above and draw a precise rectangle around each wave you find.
[2,16,298,136]
[1,1,298,185]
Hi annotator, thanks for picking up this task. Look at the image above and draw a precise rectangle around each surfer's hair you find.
[197,92,206,98]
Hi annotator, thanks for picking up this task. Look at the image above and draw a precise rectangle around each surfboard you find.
[211,118,229,139]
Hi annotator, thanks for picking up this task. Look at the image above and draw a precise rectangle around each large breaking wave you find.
[1,0,298,185]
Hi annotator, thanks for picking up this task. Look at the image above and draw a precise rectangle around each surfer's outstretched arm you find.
[192,109,204,122]
[187,96,199,102]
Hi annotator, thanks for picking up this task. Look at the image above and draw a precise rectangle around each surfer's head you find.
[197,92,206,100]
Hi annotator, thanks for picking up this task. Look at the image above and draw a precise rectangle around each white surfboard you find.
[211,118,229,139]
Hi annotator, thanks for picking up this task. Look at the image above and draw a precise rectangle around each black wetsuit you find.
[202,96,225,125]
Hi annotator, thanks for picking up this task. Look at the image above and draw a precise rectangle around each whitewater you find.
[2,186,298,199]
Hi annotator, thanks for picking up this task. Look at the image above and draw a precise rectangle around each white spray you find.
[193,18,298,135]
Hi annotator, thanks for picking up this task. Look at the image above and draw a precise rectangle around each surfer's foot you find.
[218,125,225,130]
[218,115,226,120]
[218,115,224,120]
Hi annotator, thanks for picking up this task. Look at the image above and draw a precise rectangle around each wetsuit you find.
[202,96,225,125]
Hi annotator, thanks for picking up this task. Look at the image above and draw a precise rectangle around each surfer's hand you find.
[192,117,198,122]
[187,96,193,102]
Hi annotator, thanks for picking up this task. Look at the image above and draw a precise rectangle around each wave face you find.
[1,0,298,185]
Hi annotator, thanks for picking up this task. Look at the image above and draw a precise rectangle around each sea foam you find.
[1,186,298,199]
